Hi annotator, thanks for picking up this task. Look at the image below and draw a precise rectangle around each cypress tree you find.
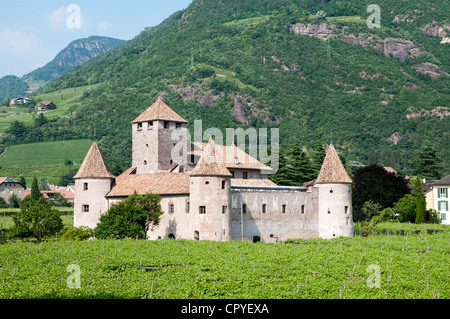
[30,177,41,200]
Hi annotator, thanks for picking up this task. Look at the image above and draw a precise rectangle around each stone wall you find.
[230,186,319,242]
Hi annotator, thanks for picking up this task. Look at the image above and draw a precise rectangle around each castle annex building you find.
[74,99,353,241]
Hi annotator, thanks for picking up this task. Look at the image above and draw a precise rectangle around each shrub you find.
[426,209,441,224]
[394,194,416,223]
[380,208,395,221]
[362,200,382,221]
[60,226,94,241]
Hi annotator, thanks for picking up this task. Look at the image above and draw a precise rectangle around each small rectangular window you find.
[345,206,349,214]
[199,206,206,214]
[242,204,247,214]
[82,205,89,213]
[137,123,143,131]
[222,206,227,214]
[186,201,190,213]
[176,123,181,129]
[262,204,267,214]
[84,183,88,191]
[282,204,286,214]
[164,121,170,129]
[301,205,305,214]
[243,172,248,179]
[148,121,153,129]
[169,203,174,214]
[222,180,226,189]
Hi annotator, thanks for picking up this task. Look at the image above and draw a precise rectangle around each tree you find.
[412,140,442,180]
[12,196,64,242]
[352,164,409,221]
[394,194,416,223]
[411,176,426,224]
[362,200,382,221]
[8,194,21,208]
[30,177,41,200]
[19,176,26,189]
[269,146,294,186]
[312,141,326,175]
[290,144,315,185]
[94,192,163,239]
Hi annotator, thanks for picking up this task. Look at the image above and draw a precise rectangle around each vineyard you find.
[0,226,448,299]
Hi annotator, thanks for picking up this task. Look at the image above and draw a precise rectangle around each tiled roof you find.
[73,142,115,179]
[315,144,352,184]
[0,177,19,184]
[190,139,232,177]
[131,99,188,124]
[190,141,273,171]
[107,168,190,197]
[431,174,450,186]
[231,178,277,186]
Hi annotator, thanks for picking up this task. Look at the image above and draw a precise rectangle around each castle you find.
[74,99,353,242]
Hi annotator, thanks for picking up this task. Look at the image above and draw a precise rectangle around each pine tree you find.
[312,141,326,175]
[269,147,294,186]
[412,140,442,180]
[290,145,315,185]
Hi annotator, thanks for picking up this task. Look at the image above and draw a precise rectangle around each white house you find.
[431,174,450,225]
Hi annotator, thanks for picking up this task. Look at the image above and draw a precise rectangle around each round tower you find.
[314,144,353,239]
[73,142,115,229]
[189,139,232,241]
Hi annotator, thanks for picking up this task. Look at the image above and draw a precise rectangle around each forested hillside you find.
[4,0,449,177]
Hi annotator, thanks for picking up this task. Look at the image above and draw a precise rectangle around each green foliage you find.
[415,193,426,224]
[94,192,163,240]
[1,0,449,177]
[412,140,443,180]
[1,225,449,299]
[8,194,22,208]
[426,209,441,224]
[60,226,94,241]
[380,207,395,222]
[352,164,409,221]
[0,75,29,101]
[394,194,416,223]
[12,196,64,242]
[30,177,40,200]
[362,200,382,221]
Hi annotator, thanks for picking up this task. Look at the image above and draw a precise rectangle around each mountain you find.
[0,75,29,102]
[24,36,125,82]
[4,0,450,177]
[0,36,125,101]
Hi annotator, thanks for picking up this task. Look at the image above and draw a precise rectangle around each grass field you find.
[0,139,92,186]
[0,223,448,299]
[0,84,99,132]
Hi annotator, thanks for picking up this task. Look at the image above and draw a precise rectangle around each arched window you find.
[194,231,199,241]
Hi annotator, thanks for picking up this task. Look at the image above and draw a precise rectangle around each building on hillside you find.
[430,174,450,225]
[0,177,25,204]
[36,101,56,111]
[74,99,354,242]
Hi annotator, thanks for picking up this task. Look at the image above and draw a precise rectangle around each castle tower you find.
[314,144,353,239]
[189,139,232,241]
[73,142,115,229]
[131,99,189,174]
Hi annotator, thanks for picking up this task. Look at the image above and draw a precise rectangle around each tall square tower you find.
[131,99,189,174]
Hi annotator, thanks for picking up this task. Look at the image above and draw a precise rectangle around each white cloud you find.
[0,28,54,77]
[47,6,91,32]
[0,28,42,55]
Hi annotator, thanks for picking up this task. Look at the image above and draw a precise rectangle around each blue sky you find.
[0,0,193,78]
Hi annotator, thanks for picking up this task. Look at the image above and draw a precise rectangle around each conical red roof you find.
[74,142,115,179]
[316,144,352,184]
